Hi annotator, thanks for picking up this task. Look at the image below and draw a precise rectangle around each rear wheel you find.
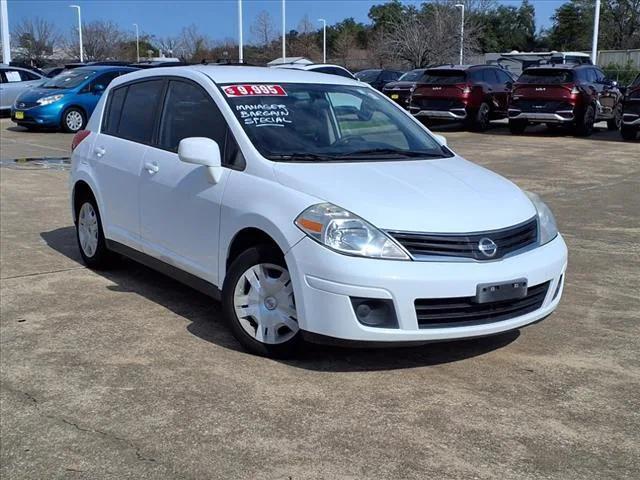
[222,245,301,357]
[575,105,595,137]
[75,196,113,269]
[62,107,86,133]
[467,102,490,131]
[509,119,527,134]
[607,104,622,131]
[620,124,638,141]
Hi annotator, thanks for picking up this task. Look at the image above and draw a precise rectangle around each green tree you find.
[477,0,537,52]
[546,0,594,51]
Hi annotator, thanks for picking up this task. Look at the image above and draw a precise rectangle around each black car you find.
[355,69,403,91]
[621,74,640,140]
[382,69,427,108]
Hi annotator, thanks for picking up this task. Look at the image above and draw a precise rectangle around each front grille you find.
[415,281,550,328]
[14,101,39,109]
[388,218,538,261]
[512,100,574,113]
[411,98,465,111]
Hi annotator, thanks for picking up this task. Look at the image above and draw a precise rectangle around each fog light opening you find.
[350,297,399,329]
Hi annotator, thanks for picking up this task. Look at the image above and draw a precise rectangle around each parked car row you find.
[380,63,636,140]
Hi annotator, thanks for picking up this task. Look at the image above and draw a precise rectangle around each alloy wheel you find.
[78,202,99,257]
[233,263,298,345]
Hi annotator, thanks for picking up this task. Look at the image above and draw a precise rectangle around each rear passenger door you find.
[139,78,235,286]
[93,79,165,248]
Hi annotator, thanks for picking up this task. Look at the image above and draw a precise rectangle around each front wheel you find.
[62,107,86,133]
[620,124,638,141]
[222,245,301,357]
[607,104,622,131]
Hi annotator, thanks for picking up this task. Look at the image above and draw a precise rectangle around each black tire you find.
[620,124,638,141]
[607,104,623,131]
[222,245,301,358]
[61,107,86,133]
[467,102,491,131]
[575,104,595,137]
[509,119,527,134]
[75,194,113,269]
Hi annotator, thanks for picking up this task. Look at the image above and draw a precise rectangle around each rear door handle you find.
[94,147,106,158]
[144,161,159,174]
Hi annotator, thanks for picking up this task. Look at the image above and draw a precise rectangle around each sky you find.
[5,0,568,43]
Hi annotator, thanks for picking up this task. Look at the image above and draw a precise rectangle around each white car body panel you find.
[69,65,568,344]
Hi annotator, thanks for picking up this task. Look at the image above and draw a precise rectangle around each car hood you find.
[384,81,416,90]
[17,87,73,102]
[274,156,536,233]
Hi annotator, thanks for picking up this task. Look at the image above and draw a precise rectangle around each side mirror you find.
[178,137,222,184]
[432,134,447,146]
[92,84,105,94]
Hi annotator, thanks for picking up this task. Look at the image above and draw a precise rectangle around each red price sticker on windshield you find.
[223,84,287,97]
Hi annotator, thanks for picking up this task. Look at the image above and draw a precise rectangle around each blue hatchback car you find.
[11,66,137,132]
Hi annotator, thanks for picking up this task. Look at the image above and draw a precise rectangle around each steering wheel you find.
[332,135,367,148]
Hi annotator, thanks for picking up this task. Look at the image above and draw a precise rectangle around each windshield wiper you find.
[333,148,445,159]
[266,153,340,162]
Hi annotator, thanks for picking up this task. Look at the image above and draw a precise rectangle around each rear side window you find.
[519,69,574,84]
[422,70,467,84]
[20,70,40,81]
[117,80,165,143]
[3,70,24,82]
[103,86,127,134]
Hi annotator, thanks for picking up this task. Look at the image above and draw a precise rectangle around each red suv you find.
[621,74,640,141]
[508,65,623,136]
[409,65,515,131]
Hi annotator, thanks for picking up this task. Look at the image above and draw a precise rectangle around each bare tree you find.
[65,20,124,61]
[156,36,182,58]
[13,18,60,65]
[289,15,320,60]
[334,29,356,68]
[179,24,210,61]
[251,10,276,46]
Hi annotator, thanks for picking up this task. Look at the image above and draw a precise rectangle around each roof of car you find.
[114,65,361,86]
[75,65,138,72]
[524,64,595,71]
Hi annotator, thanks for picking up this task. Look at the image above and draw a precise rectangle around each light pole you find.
[238,0,243,63]
[591,0,601,64]
[133,23,139,63]
[69,4,83,62]
[281,0,286,62]
[318,18,326,63]
[1,0,10,63]
[455,3,464,65]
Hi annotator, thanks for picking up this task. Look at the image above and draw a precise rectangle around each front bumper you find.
[622,113,640,126]
[10,104,64,127]
[285,235,567,343]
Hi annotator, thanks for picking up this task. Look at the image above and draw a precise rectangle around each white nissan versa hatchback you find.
[69,66,567,357]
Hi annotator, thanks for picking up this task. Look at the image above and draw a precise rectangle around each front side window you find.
[399,70,425,82]
[42,68,96,89]
[158,80,227,152]
[222,83,448,162]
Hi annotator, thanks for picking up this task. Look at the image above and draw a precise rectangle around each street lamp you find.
[281,0,286,62]
[591,0,601,64]
[455,3,464,65]
[69,4,83,62]
[133,23,139,63]
[238,0,243,63]
[318,18,326,63]
[1,0,10,63]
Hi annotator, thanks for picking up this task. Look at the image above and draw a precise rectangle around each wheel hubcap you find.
[233,263,298,345]
[78,202,99,257]
[66,111,83,131]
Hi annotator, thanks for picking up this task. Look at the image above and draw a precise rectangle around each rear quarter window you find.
[103,86,127,134]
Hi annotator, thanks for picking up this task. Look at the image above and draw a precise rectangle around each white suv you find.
[70,66,567,357]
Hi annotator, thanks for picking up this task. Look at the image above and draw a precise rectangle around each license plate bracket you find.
[475,278,528,304]
[391,94,399,99]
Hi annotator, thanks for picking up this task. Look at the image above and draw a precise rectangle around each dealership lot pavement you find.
[1,118,639,479]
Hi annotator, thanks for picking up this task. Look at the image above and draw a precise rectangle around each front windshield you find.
[222,83,449,162]
[399,70,425,82]
[355,70,381,83]
[42,68,96,89]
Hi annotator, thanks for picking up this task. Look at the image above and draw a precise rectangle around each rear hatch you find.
[411,70,468,110]
[511,69,576,112]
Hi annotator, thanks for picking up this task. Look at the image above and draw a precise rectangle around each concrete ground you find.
[1,117,639,479]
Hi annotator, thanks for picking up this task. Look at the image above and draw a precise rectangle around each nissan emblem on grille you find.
[478,238,498,258]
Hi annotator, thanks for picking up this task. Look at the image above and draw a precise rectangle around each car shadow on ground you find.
[41,226,520,372]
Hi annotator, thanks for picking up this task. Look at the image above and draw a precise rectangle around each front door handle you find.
[94,147,106,158]
[144,161,159,174]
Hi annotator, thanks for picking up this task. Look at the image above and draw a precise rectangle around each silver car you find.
[0,65,44,113]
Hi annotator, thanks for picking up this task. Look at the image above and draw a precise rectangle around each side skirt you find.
[105,239,222,301]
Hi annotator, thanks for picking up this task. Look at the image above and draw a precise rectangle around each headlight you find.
[295,203,409,260]
[525,191,558,245]
[36,94,65,106]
